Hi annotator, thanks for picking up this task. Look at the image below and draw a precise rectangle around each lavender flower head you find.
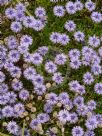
[83,72,94,85]
[53,5,65,17]
[72,126,84,136]
[35,7,46,18]
[94,83,102,94]
[74,31,85,42]
[64,20,76,32]
[45,61,57,74]
[85,1,96,12]
[91,12,102,23]
[10,21,22,33]
[58,109,70,123]
[52,72,63,84]
[7,121,19,135]
[66,2,76,15]
[85,116,98,130]
[55,53,67,65]
[19,89,29,101]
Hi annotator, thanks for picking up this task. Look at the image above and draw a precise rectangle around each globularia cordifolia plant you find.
[0,0,102,136]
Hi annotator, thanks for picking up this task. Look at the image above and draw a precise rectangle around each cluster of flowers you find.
[0,0,102,136]
[5,2,47,32]
[52,0,102,23]
[0,0,11,6]
[50,32,70,45]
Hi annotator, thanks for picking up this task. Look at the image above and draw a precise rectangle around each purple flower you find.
[64,20,76,32]
[35,7,46,18]
[45,61,57,74]
[32,74,44,85]
[50,32,61,44]
[20,35,33,46]
[82,46,93,56]
[59,34,70,45]
[0,0,10,6]
[37,113,50,123]
[15,2,26,12]
[0,71,5,83]
[72,126,84,136]
[91,12,102,23]
[77,85,86,95]
[18,44,29,54]
[52,72,63,84]
[10,66,21,78]
[82,46,95,66]
[83,72,94,85]
[75,1,84,11]
[77,105,89,117]
[8,50,20,63]
[66,2,76,14]
[7,35,18,49]
[30,119,40,130]
[11,21,22,33]
[69,80,80,92]
[88,35,100,48]
[98,47,102,58]
[58,110,70,123]
[5,7,16,19]
[14,103,25,116]
[94,83,102,94]
[73,96,84,107]
[12,79,23,91]
[55,53,67,65]
[32,19,45,31]
[46,128,57,136]
[19,89,29,101]
[2,106,14,117]
[84,130,95,136]
[58,92,69,105]
[74,31,85,42]
[96,114,102,125]
[4,61,14,71]
[91,64,102,75]
[85,116,98,130]
[92,55,101,65]
[0,95,9,105]
[44,103,53,113]
[34,84,46,95]
[69,112,78,124]
[64,99,73,110]
[23,67,36,80]
[31,52,43,65]
[38,46,49,56]
[87,100,97,111]
[15,11,25,21]
[53,5,65,17]
[69,49,80,59]
[85,1,96,12]
[23,16,35,28]
[70,59,81,69]
[7,92,17,104]
[0,83,8,94]
[7,121,19,135]
[46,93,58,105]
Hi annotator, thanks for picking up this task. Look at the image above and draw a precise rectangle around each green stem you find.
[22,120,25,136]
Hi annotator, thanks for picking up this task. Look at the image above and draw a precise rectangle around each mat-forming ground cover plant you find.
[0,0,102,136]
